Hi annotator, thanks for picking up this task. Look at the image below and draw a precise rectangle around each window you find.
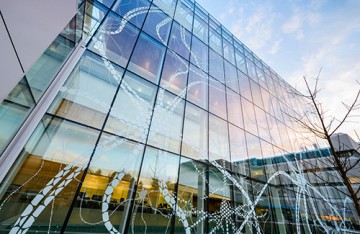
[112,0,150,28]
[89,12,140,68]
[209,78,227,120]
[128,33,166,84]
[105,71,157,142]
[147,90,185,153]
[187,64,208,109]
[182,102,208,160]
[48,51,122,129]
[160,50,189,95]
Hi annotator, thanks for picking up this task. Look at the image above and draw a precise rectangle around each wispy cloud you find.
[269,39,282,54]
[282,14,302,34]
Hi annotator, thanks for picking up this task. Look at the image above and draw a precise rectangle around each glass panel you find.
[105,71,157,142]
[0,116,99,233]
[193,15,208,44]
[226,88,243,128]
[48,51,122,129]
[182,102,208,160]
[209,27,222,54]
[209,49,224,83]
[238,70,252,102]
[208,164,233,231]
[174,0,193,31]
[267,115,283,147]
[246,59,258,82]
[26,33,75,102]
[175,158,206,233]
[190,36,208,72]
[160,50,189,95]
[152,0,177,16]
[168,22,191,60]
[209,114,230,162]
[249,79,264,109]
[241,97,258,135]
[186,64,208,110]
[128,33,166,84]
[235,49,247,74]
[96,0,114,8]
[209,78,227,120]
[147,91,185,153]
[143,6,172,44]
[246,132,262,159]
[254,106,271,143]
[223,38,235,65]
[65,134,144,233]
[229,124,247,163]
[89,12,140,68]
[83,1,107,43]
[112,0,150,28]
[131,147,179,233]
[224,60,239,93]
[0,78,35,154]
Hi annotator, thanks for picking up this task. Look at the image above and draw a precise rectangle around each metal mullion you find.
[62,0,148,231]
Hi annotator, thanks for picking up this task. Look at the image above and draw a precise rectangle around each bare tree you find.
[287,70,360,217]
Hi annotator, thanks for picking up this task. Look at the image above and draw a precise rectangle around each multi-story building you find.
[0,0,359,233]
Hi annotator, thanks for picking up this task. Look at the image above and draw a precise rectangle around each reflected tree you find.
[286,70,360,217]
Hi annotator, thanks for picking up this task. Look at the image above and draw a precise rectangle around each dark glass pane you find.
[128,33,166,84]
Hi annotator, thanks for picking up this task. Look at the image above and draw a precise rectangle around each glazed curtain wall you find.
[0,0,359,233]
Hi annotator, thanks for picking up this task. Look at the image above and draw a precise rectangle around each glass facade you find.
[0,0,359,233]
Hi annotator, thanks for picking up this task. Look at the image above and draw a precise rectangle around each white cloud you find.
[269,39,282,54]
[282,14,302,34]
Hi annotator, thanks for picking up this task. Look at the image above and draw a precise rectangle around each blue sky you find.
[197,0,360,139]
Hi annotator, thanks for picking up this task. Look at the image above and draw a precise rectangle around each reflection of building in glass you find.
[0,0,359,233]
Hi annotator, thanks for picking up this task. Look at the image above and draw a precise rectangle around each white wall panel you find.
[0,0,76,101]
[0,20,23,102]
